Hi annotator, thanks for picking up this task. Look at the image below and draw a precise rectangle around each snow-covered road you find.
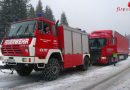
[0,71,42,89]
[91,66,130,90]
[0,58,130,90]
[0,62,103,89]
[106,69,130,90]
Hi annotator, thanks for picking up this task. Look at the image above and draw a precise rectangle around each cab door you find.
[35,20,58,58]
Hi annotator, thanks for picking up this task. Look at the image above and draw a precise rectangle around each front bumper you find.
[0,56,47,70]
[1,56,35,64]
[97,58,108,64]
[0,56,47,65]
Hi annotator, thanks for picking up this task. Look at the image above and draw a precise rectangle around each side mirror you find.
[55,20,59,29]
[112,38,115,45]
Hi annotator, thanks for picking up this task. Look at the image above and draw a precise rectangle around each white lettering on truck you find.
[4,39,29,45]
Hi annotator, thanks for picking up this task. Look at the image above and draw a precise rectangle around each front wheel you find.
[42,58,61,81]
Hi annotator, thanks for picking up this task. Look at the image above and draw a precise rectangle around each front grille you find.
[90,49,101,64]
[1,45,23,56]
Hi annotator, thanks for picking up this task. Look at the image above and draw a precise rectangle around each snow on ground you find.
[108,75,130,90]
[14,57,130,90]
[0,60,14,76]
[0,60,4,65]
[0,61,3,65]
[105,64,130,90]
[104,71,130,90]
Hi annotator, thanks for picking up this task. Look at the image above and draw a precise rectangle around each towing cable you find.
[0,60,15,74]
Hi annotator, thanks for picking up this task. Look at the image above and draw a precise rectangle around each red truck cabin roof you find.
[89,30,113,38]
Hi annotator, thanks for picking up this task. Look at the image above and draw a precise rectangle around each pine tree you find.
[35,0,44,17]
[60,12,69,26]
[0,0,12,36]
[11,0,29,21]
[44,6,55,21]
[0,0,30,41]
[0,0,29,25]
[28,5,35,18]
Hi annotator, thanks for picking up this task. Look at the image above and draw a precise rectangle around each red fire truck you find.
[0,17,90,81]
[89,30,129,65]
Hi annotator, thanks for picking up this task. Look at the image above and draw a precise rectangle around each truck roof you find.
[92,30,112,33]
[11,17,55,25]
[63,25,87,35]
[89,30,113,38]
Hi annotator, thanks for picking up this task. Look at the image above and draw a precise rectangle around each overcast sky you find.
[30,0,130,35]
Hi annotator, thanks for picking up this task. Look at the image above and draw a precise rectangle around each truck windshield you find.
[7,20,37,38]
[89,38,106,49]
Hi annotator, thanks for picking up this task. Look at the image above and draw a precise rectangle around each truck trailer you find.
[0,17,90,81]
[89,30,129,65]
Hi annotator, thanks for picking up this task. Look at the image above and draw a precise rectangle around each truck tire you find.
[16,66,33,76]
[77,56,90,71]
[42,58,60,81]
[124,54,128,60]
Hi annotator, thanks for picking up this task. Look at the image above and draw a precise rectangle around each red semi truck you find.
[89,30,129,65]
[0,17,90,81]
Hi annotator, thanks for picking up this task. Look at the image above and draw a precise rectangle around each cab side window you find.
[43,23,50,34]
[38,21,51,34]
[108,38,113,45]
[38,21,44,31]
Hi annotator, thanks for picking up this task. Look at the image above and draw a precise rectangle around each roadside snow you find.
[89,63,130,90]
[108,76,130,90]
[105,64,130,90]
[14,57,130,90]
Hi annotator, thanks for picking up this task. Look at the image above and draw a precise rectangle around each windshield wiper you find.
[22,24,35,37]
[11,25,22,38]
[24,24,29,33]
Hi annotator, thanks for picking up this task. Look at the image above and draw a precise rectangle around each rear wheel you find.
[77,56,90,71]
[42,58,61,81]
[124,54,128,60]
[16,66,33,76]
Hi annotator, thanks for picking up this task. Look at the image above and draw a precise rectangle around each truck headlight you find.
[101,57,107,59]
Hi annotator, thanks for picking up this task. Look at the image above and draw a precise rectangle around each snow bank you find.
[14,57,130,90]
